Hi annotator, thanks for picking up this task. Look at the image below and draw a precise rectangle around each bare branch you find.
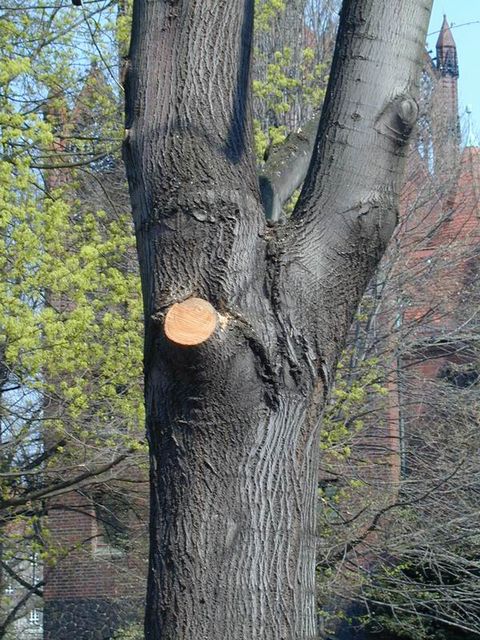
[259,114,319,222]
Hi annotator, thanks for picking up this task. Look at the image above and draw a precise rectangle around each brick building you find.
[44,491,146,639]
[350,15,480,487]
[399,15,480,443]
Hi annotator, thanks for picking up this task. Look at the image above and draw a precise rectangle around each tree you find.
[1,2,340,636]
[123,0,434,638]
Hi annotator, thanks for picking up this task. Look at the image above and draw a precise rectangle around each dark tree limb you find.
[259,114,319,222]
[0,453,129,517]
[0,579,44,639]
[1,561,43,598]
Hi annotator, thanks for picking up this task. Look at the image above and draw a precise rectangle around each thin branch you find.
[0,452,130,513]
[1,562,43,598]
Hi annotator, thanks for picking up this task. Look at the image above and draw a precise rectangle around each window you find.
[420,69,434,104]
[440,363,480,389]
[417,113,434,173]
[93,491,131,553]
[29,609,42,626]
[30,553,38,584]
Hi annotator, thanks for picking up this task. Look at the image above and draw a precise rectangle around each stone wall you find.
[43,598,143,640]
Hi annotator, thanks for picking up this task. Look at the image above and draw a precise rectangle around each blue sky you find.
[428,2,480,136]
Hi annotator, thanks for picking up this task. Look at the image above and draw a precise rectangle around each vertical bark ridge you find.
[234,397,317,639]
[146,365,323,639]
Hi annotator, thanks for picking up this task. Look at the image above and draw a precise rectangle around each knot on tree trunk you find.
[375,94,419,146]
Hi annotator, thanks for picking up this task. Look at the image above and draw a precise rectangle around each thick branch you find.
[280,0,433,369]
[0,453,129,517]
[1,562,43,597]
[259,114,319,222]
[0,580,44,639]
[124,0,265,314]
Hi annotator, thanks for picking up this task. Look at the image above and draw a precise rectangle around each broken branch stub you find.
[164,298,218,346]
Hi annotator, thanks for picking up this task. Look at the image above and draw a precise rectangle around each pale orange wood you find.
[164,298,218,346]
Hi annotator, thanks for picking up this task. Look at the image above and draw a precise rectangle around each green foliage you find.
[321,351,388,460]
[253,0,332,162]
[253,48,328,115]
[113,624,145,640]
[0,4,144,628]
[0,13,143,452]
[254,0,286,33]
[253,46,329,160]
[113,623,144,640]
[363,555,479,640]
[114,0,133,57]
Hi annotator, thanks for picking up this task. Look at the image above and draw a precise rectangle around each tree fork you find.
[123,1,433,638]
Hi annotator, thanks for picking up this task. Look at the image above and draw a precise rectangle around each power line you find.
[428,20,480,37]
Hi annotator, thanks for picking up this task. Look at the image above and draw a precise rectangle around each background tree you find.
[0,3,147,634]
[313,104,480,638]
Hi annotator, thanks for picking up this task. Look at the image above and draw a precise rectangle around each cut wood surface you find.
[164,298,218,346]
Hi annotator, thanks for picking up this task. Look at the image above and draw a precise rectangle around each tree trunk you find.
[123,0,433,638]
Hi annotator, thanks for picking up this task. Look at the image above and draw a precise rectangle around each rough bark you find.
[123,1,432,638]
